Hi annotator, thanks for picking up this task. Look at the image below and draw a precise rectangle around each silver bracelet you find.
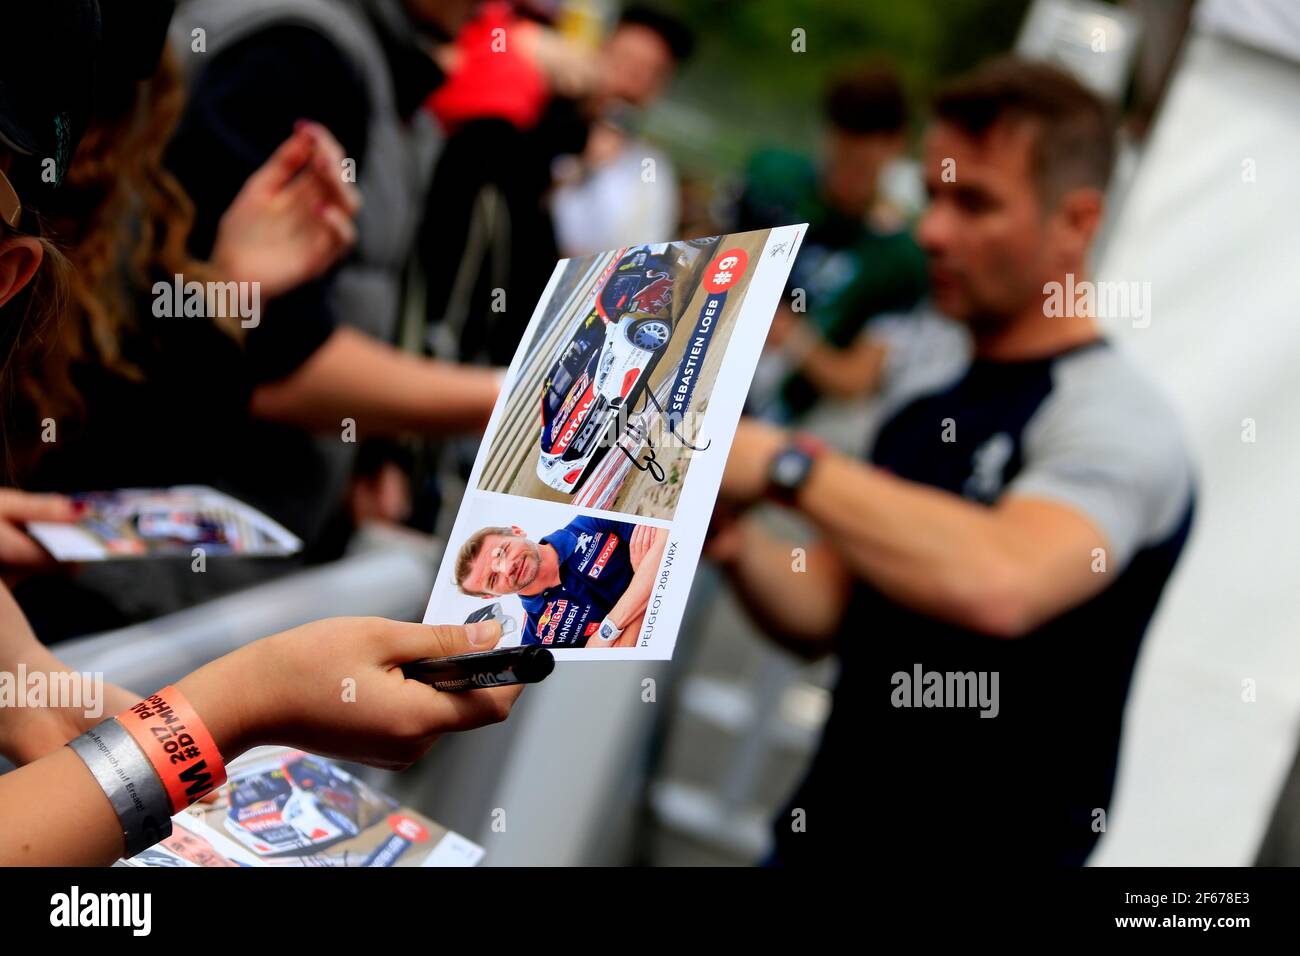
[68,718,173,858]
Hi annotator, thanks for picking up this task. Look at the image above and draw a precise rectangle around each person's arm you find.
[723,419,1113,639]
[166,26,370,387]
[767,304,886,402]
[0,747,127,866]
[248,327,500,435]
[0,586,139,763]
[0,616,519,866]
[790,325,889,402]
[168,26,369,260]
[611,609,646,647]
[583,622,638,649]
[627,524,659,570]
[711,518,850,658]
[584,528,667,646]
[210,121,361,304]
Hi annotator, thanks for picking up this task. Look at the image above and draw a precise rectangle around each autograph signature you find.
[611,388,711,483]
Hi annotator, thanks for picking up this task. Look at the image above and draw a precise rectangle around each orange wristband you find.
[116,685,227,813]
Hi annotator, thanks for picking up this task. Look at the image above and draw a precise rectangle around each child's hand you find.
[178,617,519,771]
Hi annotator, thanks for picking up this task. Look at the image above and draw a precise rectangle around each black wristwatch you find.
[765,433,828,505]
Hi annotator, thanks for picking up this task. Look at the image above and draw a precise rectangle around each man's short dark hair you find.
[824,65,908,135]
[932,57,1116,203]
[618,5,695,63]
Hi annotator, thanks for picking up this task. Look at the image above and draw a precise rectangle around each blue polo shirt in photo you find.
[519,516,638,647]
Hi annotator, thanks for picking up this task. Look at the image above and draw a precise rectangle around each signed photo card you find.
[425,226,804,660]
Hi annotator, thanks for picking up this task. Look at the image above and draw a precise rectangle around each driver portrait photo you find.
[454,516,668,648]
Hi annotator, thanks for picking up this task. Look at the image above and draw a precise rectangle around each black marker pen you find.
[400,646,555,692]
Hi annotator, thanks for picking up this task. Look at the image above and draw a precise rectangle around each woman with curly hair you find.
[7,40,358,490]
[0,4,361,631]
[0,2,522,867]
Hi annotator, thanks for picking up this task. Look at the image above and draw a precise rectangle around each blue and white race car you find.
[537,240,716,494]
[224,754,381,857]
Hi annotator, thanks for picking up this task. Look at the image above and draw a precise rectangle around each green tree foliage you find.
[648,0,1031,176]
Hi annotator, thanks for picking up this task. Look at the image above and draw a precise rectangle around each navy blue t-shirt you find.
[774,340,1195,867]
[519,517,638,647]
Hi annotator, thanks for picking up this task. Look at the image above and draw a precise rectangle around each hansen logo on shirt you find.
[534,597,593,646]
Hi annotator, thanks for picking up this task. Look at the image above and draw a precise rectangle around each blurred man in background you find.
[420,0,593,369]
[739,65,928,423]
[550,5,695,256]
[423,3,693,368]
[717,58,1195,867]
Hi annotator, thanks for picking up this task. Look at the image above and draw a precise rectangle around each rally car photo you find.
[223,753,387,857]
[537,238,718,494]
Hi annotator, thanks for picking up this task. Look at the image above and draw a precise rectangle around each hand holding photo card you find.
[424,225,805,660]
[26,486,302,562]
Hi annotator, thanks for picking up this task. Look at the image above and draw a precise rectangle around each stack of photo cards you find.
[118,747,483,868]
[26,486,302,561]
[423,225,805,660]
